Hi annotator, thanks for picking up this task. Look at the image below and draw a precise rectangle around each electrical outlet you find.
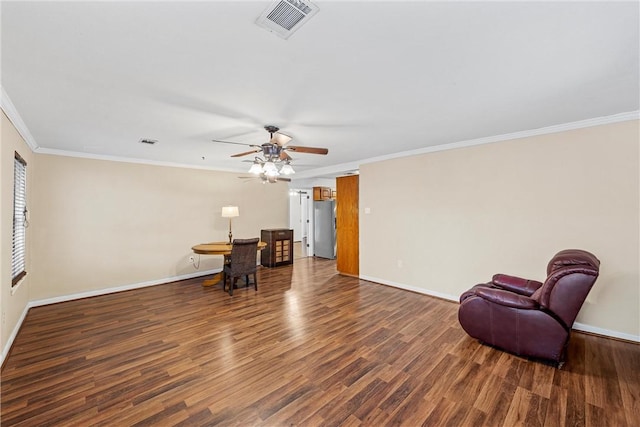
[2,311,6,325]
[188,255,195,264]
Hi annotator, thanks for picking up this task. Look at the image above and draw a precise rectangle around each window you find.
[12,152,28,286]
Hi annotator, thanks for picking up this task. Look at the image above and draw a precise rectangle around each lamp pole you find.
[221,206,239,244]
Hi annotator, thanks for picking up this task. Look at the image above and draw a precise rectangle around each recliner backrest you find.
[532,263,599,329]
[546,249,600,275]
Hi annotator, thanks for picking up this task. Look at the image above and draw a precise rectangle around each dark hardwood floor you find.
[1,257,638,426]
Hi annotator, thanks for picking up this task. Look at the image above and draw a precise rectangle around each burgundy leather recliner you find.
[458,249,600,364]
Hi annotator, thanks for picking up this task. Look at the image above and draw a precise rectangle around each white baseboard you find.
[1,269,220,366]
[4,270,637,366]
[573,322,639,343]
[359,275,460,302]
[28,269,220,308]
[1,304,31,367]
[359,275,640,343]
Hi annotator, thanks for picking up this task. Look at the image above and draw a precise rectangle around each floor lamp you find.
[221,206,239,244]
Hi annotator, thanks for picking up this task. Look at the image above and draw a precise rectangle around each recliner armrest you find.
[492,274,543,296]
[474,287,539,310]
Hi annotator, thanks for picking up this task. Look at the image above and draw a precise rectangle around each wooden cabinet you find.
[261,229,294,267]
[313,186,333,201]
[336,175,359,277]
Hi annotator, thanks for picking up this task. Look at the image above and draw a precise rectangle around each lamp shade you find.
[280,163,295,175]
[263,161,278,174]
[221,206,239,218]
[248,162,263,174]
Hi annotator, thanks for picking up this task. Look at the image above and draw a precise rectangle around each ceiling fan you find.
[212,125,328,181]
[239,174,292,184]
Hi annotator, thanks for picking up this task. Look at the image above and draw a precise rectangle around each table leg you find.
[202,272,223,287]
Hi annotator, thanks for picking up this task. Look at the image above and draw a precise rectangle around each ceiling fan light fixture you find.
[263,161,279,177]
[248,162,263,174]
[280,163,295,175]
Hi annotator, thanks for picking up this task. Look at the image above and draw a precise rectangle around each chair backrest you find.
[546,249,600,275]
[228,238,259,275]
[533,249,600,328]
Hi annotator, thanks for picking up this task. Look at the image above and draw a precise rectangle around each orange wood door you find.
[336,175,359,276]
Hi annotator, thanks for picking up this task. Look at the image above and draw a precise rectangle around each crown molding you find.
[292,161,361,180]
[362,111,640,172]
[0,86,39,151]
[2,86,637,177]
[35,147,245,173]
[294,110,639,179]
[391,110,640,159]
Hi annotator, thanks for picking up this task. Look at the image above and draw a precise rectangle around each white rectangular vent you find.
[256,0,319,39]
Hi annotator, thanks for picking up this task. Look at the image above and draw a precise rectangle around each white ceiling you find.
[2,1,638,180]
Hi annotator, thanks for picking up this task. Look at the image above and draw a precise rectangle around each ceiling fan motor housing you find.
[262,144,281,157]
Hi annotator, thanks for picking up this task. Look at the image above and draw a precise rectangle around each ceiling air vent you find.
[256,0,319,39]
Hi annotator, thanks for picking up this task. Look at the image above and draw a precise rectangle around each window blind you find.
[12,152,27,285]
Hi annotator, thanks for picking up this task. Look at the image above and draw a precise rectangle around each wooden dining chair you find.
[223,238,259,296]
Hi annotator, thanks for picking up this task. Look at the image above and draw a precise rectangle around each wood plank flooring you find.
[1,257,639,426]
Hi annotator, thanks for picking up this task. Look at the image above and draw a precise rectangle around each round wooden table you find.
[191,241,267,286]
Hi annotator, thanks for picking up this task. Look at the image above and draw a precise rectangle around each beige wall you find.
[2,110,288,359]
[2,112,637,360]
[1,111,35,354]
[29,154,289,301]
[360,120,639,339]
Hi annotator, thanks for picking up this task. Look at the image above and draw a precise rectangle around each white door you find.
[289,190,302,241]
[301,191,309,257]
[289,189,311,257]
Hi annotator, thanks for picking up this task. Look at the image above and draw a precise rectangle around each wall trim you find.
[293,110,640,179]
[3,270,638,365]
[0,303,30,368]
[0,86,39,151]
[0,268,220,366]
[2,85,637,178]
[35,147,243,174]
[28,268,221,308]
[359,274,460,303]
[359,274,640,343]
[572,322,640,343]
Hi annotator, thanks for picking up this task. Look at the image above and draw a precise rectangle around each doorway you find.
[289,190,310,259]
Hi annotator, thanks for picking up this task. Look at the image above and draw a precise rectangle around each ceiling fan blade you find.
[270,132,292,146]
[280,151,293,161]
[231,148,262,157]
[285,146,329,155]
[265,176,291,183]
[238,176,291,183]
[211,139,254,147]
